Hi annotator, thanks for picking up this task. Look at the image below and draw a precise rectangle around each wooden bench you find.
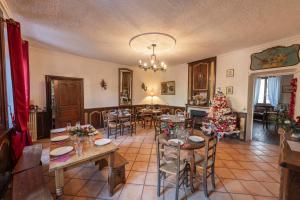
[12,144,52,200]
[97,152,128,190]
[13,144,43,174]
[13,166,52,200]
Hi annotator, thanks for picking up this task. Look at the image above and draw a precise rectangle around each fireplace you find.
[186,105,209,130]
[190,110,208,130]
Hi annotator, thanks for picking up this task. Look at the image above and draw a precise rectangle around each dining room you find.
[1,1,300,200]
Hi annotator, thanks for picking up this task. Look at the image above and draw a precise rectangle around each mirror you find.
[119,68,133,106]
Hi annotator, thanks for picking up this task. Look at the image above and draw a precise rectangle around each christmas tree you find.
[202,91,239,137]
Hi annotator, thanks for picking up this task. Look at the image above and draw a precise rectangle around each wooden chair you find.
[121,114,137,136]
[184,118,195,135]
[154,118,162,141]
[174,108,184,115]
[194,135,218,197]
[101,110,108,132]
[156,139,189,200]
[107,114,121,139]
[135,106,144,124]
[141,113,153,128]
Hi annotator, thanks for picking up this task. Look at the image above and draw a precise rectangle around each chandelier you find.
[129,32,176,72]
[138,44,167,72]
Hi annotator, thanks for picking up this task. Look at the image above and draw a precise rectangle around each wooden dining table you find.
[49,126,118,197]
[158,132,205,191]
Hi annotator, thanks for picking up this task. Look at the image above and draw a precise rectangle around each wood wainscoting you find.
[84,104,185,129]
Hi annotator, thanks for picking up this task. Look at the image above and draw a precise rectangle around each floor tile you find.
[222,179,249,194]
[209,192,233,200]
[231,193,255,200]
[77,180,105,197]
[141,185,157,200]
[230,169,255,180]
[135,154,150,162]
[215,168,236,179]
[261,182,280,197]
[118,184,143,200]
[127,171,147,184]
[131,161,149,171]
[248,170,276,182]
[240,180,272,196]
[145,172,158,186]
[64,179,87,195]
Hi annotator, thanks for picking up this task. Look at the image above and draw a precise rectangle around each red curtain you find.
[7,21,32,161]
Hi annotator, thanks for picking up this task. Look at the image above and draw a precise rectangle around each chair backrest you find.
[101,110,108,121]
[156,138,181,174]
[204,135,218,168]
[184,118,194,134]
[174,108,184,115]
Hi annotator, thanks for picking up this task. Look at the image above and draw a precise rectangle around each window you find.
[257,77,270,104]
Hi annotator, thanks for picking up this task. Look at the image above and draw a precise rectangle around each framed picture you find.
[250,44,300,70]
[192,63,208,90]
[282,85,292,93]
[226,69,234,77]
[226,86,233,95]
[161,81,175,95]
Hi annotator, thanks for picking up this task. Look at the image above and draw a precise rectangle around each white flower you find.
[284,120,291,124]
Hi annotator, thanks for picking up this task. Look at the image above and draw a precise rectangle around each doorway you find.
[249,72,295,145]
[46,75,84,129]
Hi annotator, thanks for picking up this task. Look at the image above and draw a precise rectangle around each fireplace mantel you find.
[186,104,210,113]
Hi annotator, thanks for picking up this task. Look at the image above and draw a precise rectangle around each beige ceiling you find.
[6,0,300,66]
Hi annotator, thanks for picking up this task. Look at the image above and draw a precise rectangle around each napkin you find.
[51,151,75,162]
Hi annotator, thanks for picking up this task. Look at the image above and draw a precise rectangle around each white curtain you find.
[268,77,281,107]
[254,78,261,105]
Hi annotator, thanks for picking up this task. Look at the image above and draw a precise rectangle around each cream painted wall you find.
[29,46,129,109]
[216,35,300,113]
[132,64,188,107]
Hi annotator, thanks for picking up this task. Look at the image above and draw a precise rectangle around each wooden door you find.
[53,79,83,128]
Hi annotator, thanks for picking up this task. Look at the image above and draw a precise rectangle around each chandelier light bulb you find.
[139,60,142,64]
[144,62,147,67]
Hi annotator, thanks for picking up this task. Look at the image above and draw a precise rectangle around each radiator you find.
[28,112,37,142]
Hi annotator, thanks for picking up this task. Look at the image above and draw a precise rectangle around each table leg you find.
[108,152,115,196]
[188,150,195,192]
[55,169,64,196]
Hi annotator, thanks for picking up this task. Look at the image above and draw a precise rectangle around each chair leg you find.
[175,174,179,200]
[157,171,161,197]
[211,167,216,190]
[203,169,208,197]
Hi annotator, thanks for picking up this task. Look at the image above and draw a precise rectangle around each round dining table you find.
[158,133,205,191]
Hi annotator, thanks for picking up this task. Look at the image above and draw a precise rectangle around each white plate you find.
[95,139,111,146]
[189,136,204,143]
[50,146,73,157]
[51,135,70,142]
[168,139,184,145]
[50,128,66,133]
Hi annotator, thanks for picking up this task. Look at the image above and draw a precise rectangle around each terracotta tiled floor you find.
[40,125,280,200]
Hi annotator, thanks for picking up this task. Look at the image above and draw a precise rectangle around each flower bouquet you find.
[277,114,300,138]
[69,125,97,137]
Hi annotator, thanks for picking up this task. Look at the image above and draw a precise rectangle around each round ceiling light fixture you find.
[129,32,176,72]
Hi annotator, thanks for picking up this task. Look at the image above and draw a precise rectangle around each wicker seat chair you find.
[157,138,189,200]
[121,114,137,136]
[107,113,121,139]
[194,135,218,197]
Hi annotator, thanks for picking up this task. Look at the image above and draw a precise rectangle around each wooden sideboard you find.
[279,129,300,200]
